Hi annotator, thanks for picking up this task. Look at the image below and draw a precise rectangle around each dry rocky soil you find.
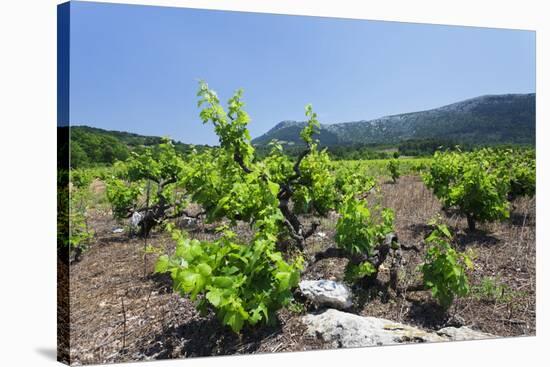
[66,176,536,365]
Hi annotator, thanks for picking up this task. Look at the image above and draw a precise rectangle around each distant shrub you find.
[423,150,510,231]
[387,158,400,183]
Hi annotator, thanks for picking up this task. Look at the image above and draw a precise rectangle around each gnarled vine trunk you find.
[466,214,476,231]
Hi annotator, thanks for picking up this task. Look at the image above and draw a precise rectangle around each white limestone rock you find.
[436,326,494,341]
[302,309,494,349]
[299,280,353,309]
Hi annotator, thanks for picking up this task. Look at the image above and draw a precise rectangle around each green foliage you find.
[333,158,432,179]
[509,161,536,199]
[68,207,94,254]
[197,82,253,168]
[424,148,535,231]
[293,105,336,215]
[411,162,428,174]
[398,138,472,157]
[387,158,400,183]
[57,170,70,256]
[185,149,282,227]
[286,300,306,314]
[293,148,336,215]
[423,151,461,201]
[67,125,211,169]
[69,127,130,168]
[423,149,511,230]
[335,195,394,257]
[464,148,535,201]
[126,139,187,183]
[324,144,394,160]
[106,177,142,219]
[333,161,394,279]
[344,261,377,283]
[151,81,418,333]
[59,170,95,260]
[70,168,93,189]
[106,140,188,224]
[155,227,303,333]
[187,82,285,228]
[498,149,536,200]
[153,81,351,333]
[333,163,376,197]
[189,81,339,230]
[471,276,513,303]
[421,223,472,309]
[300,105,321,145]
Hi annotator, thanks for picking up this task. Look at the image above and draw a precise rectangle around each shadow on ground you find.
[138,315,283,359]
[405,299,448,329]
[455,231,501,249]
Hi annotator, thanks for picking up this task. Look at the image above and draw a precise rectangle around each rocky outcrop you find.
[299,280,353,309]
[302,309,494,348]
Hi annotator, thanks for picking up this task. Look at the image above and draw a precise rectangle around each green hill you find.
[64,126,210,168]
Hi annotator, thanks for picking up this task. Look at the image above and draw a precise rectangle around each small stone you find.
[130,211,143,228]
[181,217,197,227]
[112,228,124,234]
[299,280,353,309]
[445,314,465,327]
[316,232,327,239]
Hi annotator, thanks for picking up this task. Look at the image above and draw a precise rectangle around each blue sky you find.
[69,1,535,145]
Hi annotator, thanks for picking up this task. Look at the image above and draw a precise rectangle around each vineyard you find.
[60,83,536,364]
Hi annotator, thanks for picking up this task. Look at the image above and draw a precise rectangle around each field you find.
[333,157,432,178]
[64,162,535,365]
[58,86,536,365]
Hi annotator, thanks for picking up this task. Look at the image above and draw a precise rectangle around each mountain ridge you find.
[252,93,535,146]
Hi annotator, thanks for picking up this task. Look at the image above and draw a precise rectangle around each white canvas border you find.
[0,1,546,366]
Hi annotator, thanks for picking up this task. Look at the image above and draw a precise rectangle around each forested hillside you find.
[65,126,210,168]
